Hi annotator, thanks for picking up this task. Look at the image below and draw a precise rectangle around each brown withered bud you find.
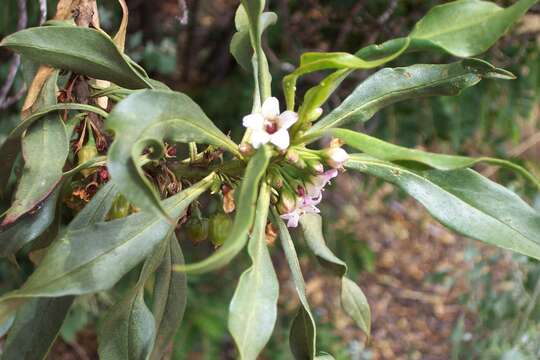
[239,142,254,156]
[222,185,236,213]
[265,222,278,246]
[329,137,345,148]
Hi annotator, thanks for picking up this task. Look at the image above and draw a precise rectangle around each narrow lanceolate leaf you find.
[150,236,187,360]
[0,175,213,324]
[272,209,316,360]
[98,234,171,360]
[176,146,272,274]
[409,0,538,57]
[2,296,74,360]
[329,128,540,189]
[346,155,540,260]
[229,182,279,360]
[0,26,152,89]
[230,5,277,72]
[340,278,371,339]
[0,188,60,257]
[2,182,118,359]
[98,291,155,360]
[284,39,410,111]
[107,90,240,218]
[239,0,272,103]
[1,71,69,226]
[300,213,371,337]
[304,59,514,138]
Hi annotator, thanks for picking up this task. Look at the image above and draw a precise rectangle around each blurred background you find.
[1,0,540,359]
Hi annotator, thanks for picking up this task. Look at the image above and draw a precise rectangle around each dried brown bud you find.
[265,222,278,246]
[223,188,236,213]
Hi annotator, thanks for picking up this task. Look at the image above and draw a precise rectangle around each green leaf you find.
[228,181,278,360]
[300,213,371,337]
[230,6,277,72]
[1,182,118,359]
[315,355,335,360]
[98,233,172,360]
[176,146,272,274]
[2,296,74,360]
[272,209,316,360]
[297,69,351,124]
[300,214,346,278]
[106,89,239,219]
[304,59,514,138]
[0,26,153,89]
[239,0,272,103]
[150,235,187,360]
[99,290,155,360]
[0,188,60,257]
[0,175,212,324]
[329,128,540,189]
[346,155,540,260]
[409,0,538,57]
[340,278,371,338]
[1,71,68,226]
[284,38,410,111]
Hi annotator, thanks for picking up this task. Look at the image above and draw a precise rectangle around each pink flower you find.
[280,170,338,228]
[305,169,338,199]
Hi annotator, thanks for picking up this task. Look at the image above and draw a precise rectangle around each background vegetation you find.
[1,0,540,359]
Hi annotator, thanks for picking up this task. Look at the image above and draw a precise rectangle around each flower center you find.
[264,120,279,134]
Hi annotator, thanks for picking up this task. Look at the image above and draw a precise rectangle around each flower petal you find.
[281,211,300,228]
[262,97,280,119]
[269,129,290,150]
[242,113,265,130]
[251,129,270,148]
[279,111,298,129]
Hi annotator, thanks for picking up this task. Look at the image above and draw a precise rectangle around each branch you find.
[0,0,28,109]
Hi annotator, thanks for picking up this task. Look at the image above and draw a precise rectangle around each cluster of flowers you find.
[242,97,349,227]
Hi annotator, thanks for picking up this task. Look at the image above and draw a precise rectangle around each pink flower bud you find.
[277,192,298,214]
[326,147,349,168]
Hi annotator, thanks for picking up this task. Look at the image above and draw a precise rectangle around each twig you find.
[377,0,398,25]
[38,0,47,25]
[334,2,364,50]
[509,131,540,158]
[178,0,188,25]
[0,0,28,109]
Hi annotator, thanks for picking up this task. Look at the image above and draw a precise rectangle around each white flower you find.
[326,147,349,169]
[242,97,298,150]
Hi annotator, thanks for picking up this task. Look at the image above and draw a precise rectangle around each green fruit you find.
[209,212,233,246]
[108,194,130,219]
[185,217,209,243]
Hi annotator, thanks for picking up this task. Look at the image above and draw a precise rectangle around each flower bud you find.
[286,150,300,164]
[277,191,298,214]
[306,107,323,122]
[209,212,233,246]
[325,147,349,169]
[307,160,324,174]
[239,142,254,156]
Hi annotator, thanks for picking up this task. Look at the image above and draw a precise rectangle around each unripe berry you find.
[185,217,209,243]
[209,212,233,246]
